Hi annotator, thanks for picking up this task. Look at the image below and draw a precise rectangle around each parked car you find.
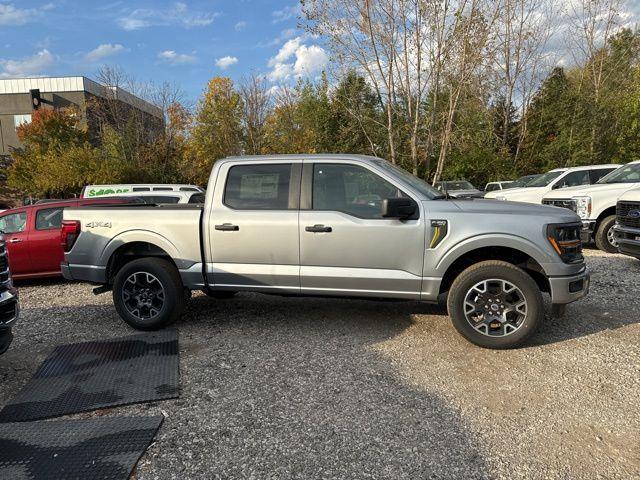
[542,160,640,252]
[508,174,542,189]
[484,181,514,193]
[433,180,484,198]
[484,164,620,203]
[0,197,140,279]
[62,154,589,350]
[0,234,19,355]
[613,186,640,260]
[81,184,203,198]
[93,190,205,204]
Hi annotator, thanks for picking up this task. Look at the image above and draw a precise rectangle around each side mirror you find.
[381,197,417,220]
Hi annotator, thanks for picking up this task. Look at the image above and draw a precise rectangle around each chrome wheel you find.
[121,272,165,321]
[607,225,618,248]
[463,279,528,337]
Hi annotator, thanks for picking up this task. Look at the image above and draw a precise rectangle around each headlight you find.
[547,223,583,264]
[495,196,507,201]
[573,196,592,219]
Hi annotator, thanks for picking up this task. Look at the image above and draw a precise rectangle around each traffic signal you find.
[29,89,42,110]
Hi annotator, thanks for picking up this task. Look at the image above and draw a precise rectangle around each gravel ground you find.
[1,249,638,479]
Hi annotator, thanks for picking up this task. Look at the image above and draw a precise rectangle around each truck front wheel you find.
[113,257,186,331]
[447,261,543,349]
[594,215,618,253]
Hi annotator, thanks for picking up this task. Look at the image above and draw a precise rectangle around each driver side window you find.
[0,212,27,234]
[553,170,590,189]
[312,164,407,219]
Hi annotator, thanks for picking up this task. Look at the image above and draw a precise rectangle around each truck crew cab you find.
[62,155,590,349]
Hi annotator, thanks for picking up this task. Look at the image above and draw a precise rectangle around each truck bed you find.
[63,204,203,273]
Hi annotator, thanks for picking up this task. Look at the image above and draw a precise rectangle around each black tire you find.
[447,260,544,349]
[594,215,618,253]
[202,290,238,299]
[113,257,186,330]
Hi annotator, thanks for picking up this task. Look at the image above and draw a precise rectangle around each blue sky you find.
[0,1,328,102]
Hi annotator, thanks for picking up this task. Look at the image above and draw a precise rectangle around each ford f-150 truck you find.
[613,187,640,259]
[542,160,640,253]
[61,155,590,349]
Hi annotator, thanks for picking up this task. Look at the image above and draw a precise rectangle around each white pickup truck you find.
[613,186,640,259]
[542,161,640,252]
[484,164,620,204]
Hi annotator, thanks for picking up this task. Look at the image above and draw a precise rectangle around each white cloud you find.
[272,4,300,24]
[267,37,329,82]
[269,37,301,66]
[158,50,197,65]
[0,3,37,25]
[118,3,220,30]
[85,43,125,62]
[0,49,55,77]
[235,21,247,31]
[215,56,238,70]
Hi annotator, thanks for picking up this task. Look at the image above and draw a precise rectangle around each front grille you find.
[543,198,577,212]
[0,240,9,291]
[617,201,640,229]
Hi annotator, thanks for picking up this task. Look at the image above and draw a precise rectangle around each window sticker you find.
[240,174,279,199]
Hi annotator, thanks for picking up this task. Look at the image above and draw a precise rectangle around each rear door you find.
[207,161,301,292]
[29,202,76,274]
[0,209,31,275]
[298,161,426,299]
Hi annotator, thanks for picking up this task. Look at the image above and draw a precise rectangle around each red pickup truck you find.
[0,197,135,279]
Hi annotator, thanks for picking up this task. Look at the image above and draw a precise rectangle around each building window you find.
[14,114,32,129]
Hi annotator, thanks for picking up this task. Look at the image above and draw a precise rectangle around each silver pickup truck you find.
[62,154,590,349]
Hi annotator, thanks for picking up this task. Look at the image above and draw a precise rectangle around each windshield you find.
[439,181,475,191]
[511,175,539,188]
[371,159,444,199]
[596,163,640,184]
[527,170,564,187]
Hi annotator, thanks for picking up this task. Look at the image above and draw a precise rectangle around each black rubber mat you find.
[0,415,163,480]
[0,330,179,422]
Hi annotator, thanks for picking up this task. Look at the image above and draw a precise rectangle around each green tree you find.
[189,77,243,184]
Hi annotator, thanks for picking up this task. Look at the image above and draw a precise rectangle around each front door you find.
[299,162,426,299]
[207,161,301,293]
[0,210,31,276]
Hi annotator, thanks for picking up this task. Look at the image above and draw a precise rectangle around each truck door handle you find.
[9,238,22,244]
[215,223,239,231]
[305,224,332,233]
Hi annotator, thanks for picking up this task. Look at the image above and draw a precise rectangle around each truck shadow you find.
[7,295,490,479]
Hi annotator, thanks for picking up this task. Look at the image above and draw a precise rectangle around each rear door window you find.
[35,207,64,230]
[224,164,292,210]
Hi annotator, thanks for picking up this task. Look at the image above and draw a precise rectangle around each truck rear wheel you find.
[447,260,543,349]
[113,257,186,331]
[594,215,618,253]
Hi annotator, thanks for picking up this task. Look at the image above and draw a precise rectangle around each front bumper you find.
[613,225,640,258]
[548,266,590,305]
[580,220,596,243]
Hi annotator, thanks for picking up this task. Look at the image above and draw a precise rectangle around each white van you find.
[93,190,205,204]
[81,184,203,198]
